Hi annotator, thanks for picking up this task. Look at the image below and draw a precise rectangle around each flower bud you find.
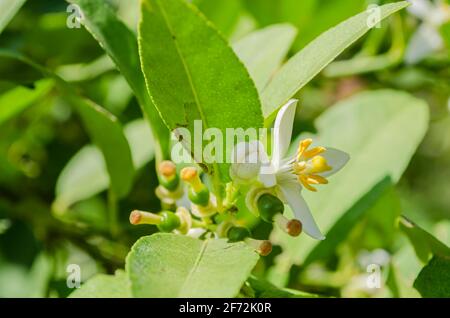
[158,161,179,191]
[257,193,284,223]
[181,167,210,207]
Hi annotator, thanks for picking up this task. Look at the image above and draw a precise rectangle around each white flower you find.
[405,0,450,64]
[232,100,349,240]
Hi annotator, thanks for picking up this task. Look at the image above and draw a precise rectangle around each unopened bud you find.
[158,161,179,191]
[181,167,210,206]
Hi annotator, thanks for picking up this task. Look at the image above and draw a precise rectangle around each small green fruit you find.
[257,194,284,223]
[157,211,181,232]
[188,186,210,206]
[227,226,251,242]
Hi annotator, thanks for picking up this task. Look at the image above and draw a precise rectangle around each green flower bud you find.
[158,161,179,191]
[227,226,251,242]
[188,186,210,206]
[157,211,181,232]
[257,194,284,223]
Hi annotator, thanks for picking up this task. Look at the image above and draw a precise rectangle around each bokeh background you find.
[0,0,449,297]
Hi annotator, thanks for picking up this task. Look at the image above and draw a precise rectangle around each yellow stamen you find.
[309,156,332,174]
[297,138,313,161]
[293,139,332,192]
[302,146,326,159]
[306,175,328,185]
[298,175,317,192]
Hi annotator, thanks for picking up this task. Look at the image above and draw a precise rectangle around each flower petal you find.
[405,23,444,64]
[230,141,261,183]
[272,99,298,169]
[257,142,277,187]
[320,148,350,177]
[278,182,325,240]
[407,0,433,21]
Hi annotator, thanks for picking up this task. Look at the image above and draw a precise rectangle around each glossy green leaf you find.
[193,0,242,38]
[0,0,27,34]
[291,0,366,51]
[261,2,409,121]
[54,119,154,209]
[139,0,263,182]
[399,216,450,264]
[126,233,259,297]
[413,256,450,298]
[0,79,53,126]
[272,90,429,266]
[324,16,405,77]
[68,0,169,161]
[69,270,131,298]
[233,24,297,92]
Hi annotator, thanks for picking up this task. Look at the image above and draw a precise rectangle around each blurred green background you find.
[0,0,449,297]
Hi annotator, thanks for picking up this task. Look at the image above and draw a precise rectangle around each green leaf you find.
[414,256,450,298]
[54,119,154,209]
[303,177,399,266]
[55,145,108,211]
[124,118,155,169]
[247,276,320,298]
[324,16,405,77]
[56,55,115,82]
[0,0,27,34]
[0,79,53,126]
[399,216,450,264]
[0,49,136,203]
[193,0,242,38]
[69,97,135,200]
[126,233,259,297]
[233,24,297,92]
[68,0,169,161]
[139,0,263,183]
[69,270,131,298]
[261,1,409,121]
[272,90,429,266]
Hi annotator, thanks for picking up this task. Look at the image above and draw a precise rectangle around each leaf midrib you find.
[156,0,222,192]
